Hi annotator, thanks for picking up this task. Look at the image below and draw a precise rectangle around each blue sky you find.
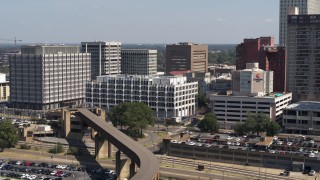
[0,0,279,44]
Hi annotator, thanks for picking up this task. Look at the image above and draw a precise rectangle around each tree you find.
[235,113,272,136]
[48,142,64,154]
[197,113,219,132]
[109,102,154,138]
[109,103,129,130]
[234,123,246,136]
[198,87,207,108]
[254,113,269,136]
[266,121,281,136]
[0,119,18,148]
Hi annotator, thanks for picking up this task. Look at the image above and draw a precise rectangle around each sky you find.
[0,0,279,44]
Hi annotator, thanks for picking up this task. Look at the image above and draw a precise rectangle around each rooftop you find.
[285,101,320,111]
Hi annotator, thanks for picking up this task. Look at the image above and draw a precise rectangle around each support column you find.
[115,151,132,179]
[129,162,136,178]
[95,133,112,159]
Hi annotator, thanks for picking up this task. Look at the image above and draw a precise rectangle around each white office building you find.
[279,0,320,45]
[10,45,91,110]
[81,41,121,79]
[210,93,292,129]
[85,75,198,121]
[121,49,157,75]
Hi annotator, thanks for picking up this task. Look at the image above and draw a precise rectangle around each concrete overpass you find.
[62,108,160,180]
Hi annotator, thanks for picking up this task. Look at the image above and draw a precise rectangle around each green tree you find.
[266,121,281,136]
[109,103,129,130]
[48,142,64,154]
[234,123,247,136]
[198,87,207,108]
[0,119,18,148]
[254,113,269,136]
[109,102,154,138]
[197,113,219,132]
[243,113,257,134]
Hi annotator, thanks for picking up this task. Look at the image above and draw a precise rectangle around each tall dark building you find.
[236,37,286,92]
[165,42,208,73]
[287,14,320,101]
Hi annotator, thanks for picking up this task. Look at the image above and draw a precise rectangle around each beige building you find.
[166,42,208,73]
[0,73,9,102]
[232,63,273,97]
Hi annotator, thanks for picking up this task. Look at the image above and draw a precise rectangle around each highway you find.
[77,108,159,180]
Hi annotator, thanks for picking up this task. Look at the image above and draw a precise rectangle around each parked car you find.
[309,170,316,176]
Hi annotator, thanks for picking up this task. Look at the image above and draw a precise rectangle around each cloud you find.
[216,18,227,22]
[264,18,274,23]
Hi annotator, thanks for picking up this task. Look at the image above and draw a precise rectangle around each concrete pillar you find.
[95,133,112,159]
[116,150,132,179]
[62,109,70,138]
[129,162,136,178]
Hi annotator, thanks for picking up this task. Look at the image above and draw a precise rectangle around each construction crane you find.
[0,37,22,46]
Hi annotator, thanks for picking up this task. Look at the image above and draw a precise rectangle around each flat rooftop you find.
[285,101,320,111]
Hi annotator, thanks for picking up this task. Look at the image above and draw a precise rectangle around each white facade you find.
[279,0,320,45]
[121,49,157,75]
[210,93,292,129]
[283,101,320,135]
[81,41,121,79]
[85,75,198,121]
[232,63,273,97]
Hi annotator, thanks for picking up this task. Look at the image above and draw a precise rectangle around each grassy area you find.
[155,131,168,138]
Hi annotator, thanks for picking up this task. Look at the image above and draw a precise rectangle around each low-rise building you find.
[85,75,198,122]
[210,93,292,129]
[0,73,9,102]
[282,101,320,135]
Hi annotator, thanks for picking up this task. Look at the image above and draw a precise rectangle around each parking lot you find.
[0,159,116,180]
[173,131,320,159]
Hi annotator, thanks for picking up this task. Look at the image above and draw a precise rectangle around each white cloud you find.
[216,18,227,22]
[264,18,274,23]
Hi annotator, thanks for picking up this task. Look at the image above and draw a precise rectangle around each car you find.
[29,175,37,180]
[195,143,202,146]
[310,140,315,144]
[273,136,278,140]
[309,153,315,157]
[276,141,283,145]
[226,136,233,140]
[187,142,195,146]
[205,144,211,148]
[280,170,290,176]
[170,140,178,143]
[235,138,240,142]
[50,170,57,176]
[309,170,316,176]
[226,141,231,145]
[287,142,293,146]
[16,161,23,165]
[235,142,240,146]
[269,150,276,153]
[314,149,318,154]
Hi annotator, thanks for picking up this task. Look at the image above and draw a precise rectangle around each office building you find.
[236,37,286,92]
[210,93,292,129]
[9,45,91,110]
[287,14,320,101]
[232,63,273,97]
[166,42,208,73]
[210,63,291,129]
[81,41,121,79]
[282,101,320,135]
[279,0,320,45]
[121,49,157,75]
[86,75,198,121]
[0,73,9,102]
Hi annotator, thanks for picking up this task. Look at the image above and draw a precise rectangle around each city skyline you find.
[1,0,279,44]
